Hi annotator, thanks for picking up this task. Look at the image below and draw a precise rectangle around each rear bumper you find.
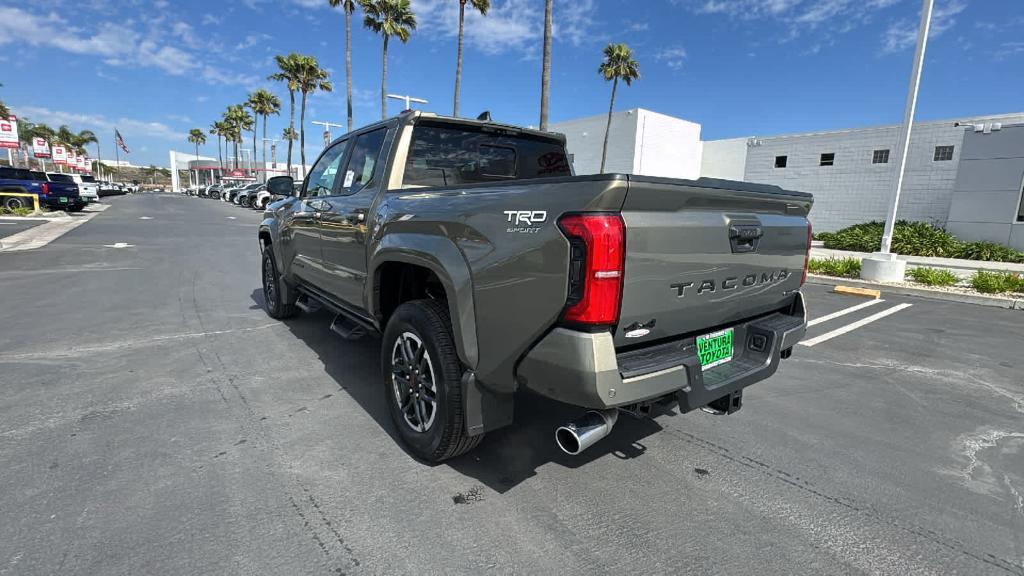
[517,293,807,410]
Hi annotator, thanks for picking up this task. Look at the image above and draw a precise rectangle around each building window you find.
[819,153,835,167]
[934,145,954,161]
[775,155,788,168]
[872,149,890,164]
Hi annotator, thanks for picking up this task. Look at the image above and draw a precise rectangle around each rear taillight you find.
[558,213,625,327]
[40,183,49,196]
[801,221,812,286]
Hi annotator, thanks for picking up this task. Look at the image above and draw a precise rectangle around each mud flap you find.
[462,371,514,437]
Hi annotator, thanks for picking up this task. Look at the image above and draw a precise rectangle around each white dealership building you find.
[554,109,1024,250]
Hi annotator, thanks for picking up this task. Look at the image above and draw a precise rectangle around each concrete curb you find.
[807,274,1024,310]
[0,205,109,252]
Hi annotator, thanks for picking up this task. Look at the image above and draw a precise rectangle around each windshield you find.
[81,176,96,183]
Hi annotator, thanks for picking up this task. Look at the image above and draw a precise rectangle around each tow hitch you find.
[699,389,743,416]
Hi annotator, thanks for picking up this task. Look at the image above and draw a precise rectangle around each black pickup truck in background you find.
[0,167,84,211]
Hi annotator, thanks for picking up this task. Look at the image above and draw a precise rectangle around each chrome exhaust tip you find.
[555,409,619,455]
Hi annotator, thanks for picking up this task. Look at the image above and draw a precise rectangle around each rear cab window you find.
[401,121,572,189]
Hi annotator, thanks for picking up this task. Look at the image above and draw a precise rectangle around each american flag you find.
[114,129,130,154]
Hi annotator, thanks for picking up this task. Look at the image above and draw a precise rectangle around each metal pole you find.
[880,0,933,254]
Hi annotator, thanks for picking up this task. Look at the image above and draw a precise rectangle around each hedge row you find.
[815,221,1024,263]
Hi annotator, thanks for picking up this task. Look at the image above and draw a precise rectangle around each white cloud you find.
[236,33,273,50]
[682,0,906,42]
[410,0,598,55]
[0,6,254,87]
[201,13,224,26]
[627,21,650,32]
[655,46,687,70]
[15,105,187,143]
[881,0,968,53]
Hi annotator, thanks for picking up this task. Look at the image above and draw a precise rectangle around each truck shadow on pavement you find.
[253,290,667,493]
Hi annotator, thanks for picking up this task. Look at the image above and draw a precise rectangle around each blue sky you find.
[1,0,1021,167]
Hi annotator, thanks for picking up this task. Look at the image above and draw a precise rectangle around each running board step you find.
[294,294,322,314]
[330,314,367,340]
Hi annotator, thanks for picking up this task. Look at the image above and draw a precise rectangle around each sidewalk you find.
[810,246,1024,275]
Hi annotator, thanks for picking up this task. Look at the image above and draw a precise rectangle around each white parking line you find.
[808,299,885,327]
[800,303,913,347]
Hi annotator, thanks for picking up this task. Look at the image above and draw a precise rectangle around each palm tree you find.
[222,105,253,170]
[293,55,333,172]
[328,0,358,131]
[598,43,640,174]
[247,89,281,181]
[269,53,303,176]
[360,0,417,120]
[187,129,206,187]
[282,127,298,174]
[187,129,206,160]
[0,101,9,119]
[452,0,489,117]
[539,0,553,130]
[209,121,225,173]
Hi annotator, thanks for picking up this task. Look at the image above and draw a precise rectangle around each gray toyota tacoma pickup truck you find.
[259,111,813,462]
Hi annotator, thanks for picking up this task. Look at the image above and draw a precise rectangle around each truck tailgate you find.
[615,177,812,348]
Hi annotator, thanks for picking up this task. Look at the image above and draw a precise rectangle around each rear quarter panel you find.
[371,176,629,394]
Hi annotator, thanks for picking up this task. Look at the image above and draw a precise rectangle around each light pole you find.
[861,0,933,283]
[311,120,344,148]
[387,94,428,115]
[262,137,280,180]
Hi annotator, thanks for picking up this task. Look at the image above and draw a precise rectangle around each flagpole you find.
[114,128,120,180]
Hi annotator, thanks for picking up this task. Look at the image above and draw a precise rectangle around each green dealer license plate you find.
[697,328,734,371]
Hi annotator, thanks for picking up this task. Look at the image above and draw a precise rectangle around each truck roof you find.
[338,110,566,146]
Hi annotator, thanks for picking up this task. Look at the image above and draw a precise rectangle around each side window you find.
[303,140,347,198]
[338,128,387,195]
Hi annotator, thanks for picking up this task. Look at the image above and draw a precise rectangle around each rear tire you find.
[261,247,296,319]
[382,299,482,462]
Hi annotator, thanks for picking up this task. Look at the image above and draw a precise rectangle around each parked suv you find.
[259,111,813,462]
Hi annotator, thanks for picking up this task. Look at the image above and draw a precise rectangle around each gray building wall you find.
[700,137,748,180]
[703,113,1024,232]
[946,124,1024,250]
[552,110,638,176]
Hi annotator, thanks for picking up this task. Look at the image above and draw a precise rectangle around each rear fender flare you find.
[369,234,478,370]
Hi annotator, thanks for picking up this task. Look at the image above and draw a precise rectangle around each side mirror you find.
[267,176,295,197]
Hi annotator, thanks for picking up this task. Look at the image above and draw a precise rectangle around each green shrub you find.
[907,267,959,286]
[970,270,1024,294]
[807,256,861,278]
[0,207,33,216]
[821,220,1024,262]
[956,241,1024,264]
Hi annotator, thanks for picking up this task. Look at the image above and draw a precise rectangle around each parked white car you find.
[69,173,100,202]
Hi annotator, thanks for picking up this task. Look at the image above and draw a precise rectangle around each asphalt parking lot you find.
[0,193,1021,576]
[0,219,43,240]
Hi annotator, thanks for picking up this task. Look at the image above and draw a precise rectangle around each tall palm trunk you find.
[599,77,618,174]
[286,90,296,176]
[261,114,268,180]
[216,134,222,173]
[300,91,308,172]
[539,0,553,130]
[454,1,466,117]
[233,139,239,170]
[381,36,389,120]
[346,9,353,131]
